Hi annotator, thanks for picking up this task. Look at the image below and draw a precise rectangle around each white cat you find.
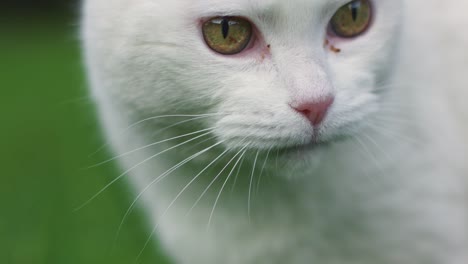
[82,0,468,263]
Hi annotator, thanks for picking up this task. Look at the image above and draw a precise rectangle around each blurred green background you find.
[0,2,170,264]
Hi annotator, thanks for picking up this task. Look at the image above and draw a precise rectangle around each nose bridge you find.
[281,55,335,127]
[274,47,333,102]
[290,61,332,101]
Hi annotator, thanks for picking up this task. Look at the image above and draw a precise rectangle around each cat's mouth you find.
[268,133,349,156]
[278,139,329,154]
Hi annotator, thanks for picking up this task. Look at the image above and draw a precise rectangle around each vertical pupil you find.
[350,1,361,21]
[221,18,230,39]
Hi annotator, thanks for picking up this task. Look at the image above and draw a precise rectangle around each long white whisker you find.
[117,141,223,239]
[120,140,225,254]
[74,130,213,211]
[162,148,230,220]
[366,122,419,146]
[362,133,393,163]
[275,148,280,171]
[372,114,415,126]
[182,134,220,154]
[352,136,384,178]
[230,152,246,193]
[185,146,246,217]
[256,148,271,194]
[152,115,213,135]
[88,113,222,157]
[346,137,373,181]
[133,226,157,264]
[87,127,215,168]
[127,114,222,131]
[207,147,248,229]
[248,150,260,221]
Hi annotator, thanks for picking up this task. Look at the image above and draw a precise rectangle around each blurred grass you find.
[0,16,170,264]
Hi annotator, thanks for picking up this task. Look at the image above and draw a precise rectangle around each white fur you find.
[82,0,468,263]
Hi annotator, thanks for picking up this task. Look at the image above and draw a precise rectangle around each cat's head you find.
[84,0,402,155]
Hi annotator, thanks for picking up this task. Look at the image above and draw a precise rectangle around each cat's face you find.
[84,0,402,153]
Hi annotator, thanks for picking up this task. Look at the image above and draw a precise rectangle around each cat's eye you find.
[330,0,372,38]
[202,17,253,55]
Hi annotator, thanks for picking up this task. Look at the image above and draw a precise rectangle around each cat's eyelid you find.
[196,9,245,21]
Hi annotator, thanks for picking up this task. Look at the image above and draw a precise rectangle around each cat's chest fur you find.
[83,0,468,263]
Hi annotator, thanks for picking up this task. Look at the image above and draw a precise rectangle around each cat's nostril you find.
[292,97,334,126]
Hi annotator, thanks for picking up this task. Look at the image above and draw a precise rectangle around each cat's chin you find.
[220,126,351,155]
[242,133,349,160]
[277,136,344,156]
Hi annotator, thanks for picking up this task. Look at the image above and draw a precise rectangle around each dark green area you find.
[0,16,170,264]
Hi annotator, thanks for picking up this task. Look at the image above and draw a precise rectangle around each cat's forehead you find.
[194,0,345,8]
[122,0,401,27]
[190,0,347,16]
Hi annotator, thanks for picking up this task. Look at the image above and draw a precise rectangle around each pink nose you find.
[292,97,334,126]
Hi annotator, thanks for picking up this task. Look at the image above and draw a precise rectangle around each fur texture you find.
[82,0,468,263]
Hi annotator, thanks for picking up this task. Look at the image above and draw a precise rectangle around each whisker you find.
[365,121,420,146]
[74,130,213,211]
[372,114,416,126]
[248,150,260,221]
[151,115,216,136]
[346,137,374,181]
[133,231,154,264]
[352,136,384,179]
[128,145,228,262]
[275,148,280,171]
[86,127,216,168]
[117,141,227,241]
[88,113,222,157]
[183,135,220,154]
[230,152,246,193]
[164,148,231,219]
[361,133,393,163]
[256,148,272,194]
[207,146,248,229]
[185,146,247,217]
[377,103,421,115]
[126,114,222,132]
[365,127,406,148]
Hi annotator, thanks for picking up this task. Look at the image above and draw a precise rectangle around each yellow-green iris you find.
[202,17,252,55]
[330,0,372,38]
